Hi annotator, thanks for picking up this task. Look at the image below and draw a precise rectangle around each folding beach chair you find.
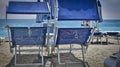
[9,27,47,66]
[93,32,104,45]
[117,34,120,45]
[6,1,52,56]
[106,32,119,45]
[55,27,94,66]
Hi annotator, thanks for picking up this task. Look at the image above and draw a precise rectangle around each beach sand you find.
[0,37,120,67]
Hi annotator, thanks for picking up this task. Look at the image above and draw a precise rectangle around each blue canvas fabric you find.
[10,27,47,46]
[94,32,104,36]
[107,32,119,36]
[58,0,100,20]
[56,28,92,45]
[7,2,50,14]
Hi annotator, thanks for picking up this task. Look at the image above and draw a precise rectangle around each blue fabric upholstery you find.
[107,32,119,36]
[7,2,50,14]
[56,28,92,45]
[58,0,100,20]
[94,32,104,37]
[10,27,47,46]
[117,34,120,37]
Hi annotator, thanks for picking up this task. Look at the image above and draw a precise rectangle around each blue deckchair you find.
[93,32,104,45]
[6,1,51,55]
[55,28,94,66]
[52,0,100,65]
[106,32,119,45]
[117,34,120,45]
[10,27,47,66]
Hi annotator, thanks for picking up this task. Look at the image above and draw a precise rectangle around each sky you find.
[101,0,120,19]
[0,0,120,19]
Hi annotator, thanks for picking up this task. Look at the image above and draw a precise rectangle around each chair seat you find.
[94,32,104,37]
[107,32,119,36]
[105,32,120,45]
[116,34,120,37]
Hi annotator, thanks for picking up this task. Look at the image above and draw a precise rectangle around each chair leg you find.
[41,46,44,65]
[106,36,108,45]
[97,37,99,43]
[70,44,72,53]
[117,36,119,45]
[100,37,102,45]
[57,46,61,64]
[14,46,17,66]
[18,45,21,64]
[81,45,86,67]
[91,36,94,43]
[39,45,40,55]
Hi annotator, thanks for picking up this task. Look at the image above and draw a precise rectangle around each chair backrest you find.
[56,28,92,45]
[10,27,47,46]
[7,2,50,14]
[107,32,119,36]
[57,0,100,20]
[94,32,103,36]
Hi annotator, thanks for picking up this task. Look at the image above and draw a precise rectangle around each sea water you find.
[0,19,120,37]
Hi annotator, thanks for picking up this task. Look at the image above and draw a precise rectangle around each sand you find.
[0,37,120,67]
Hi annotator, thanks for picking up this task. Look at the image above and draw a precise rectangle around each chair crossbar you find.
[16,49,42,52]
[59,48,83,51]
[15,63,43,66]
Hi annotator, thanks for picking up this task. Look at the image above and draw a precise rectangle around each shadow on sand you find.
[5,53,89,67]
